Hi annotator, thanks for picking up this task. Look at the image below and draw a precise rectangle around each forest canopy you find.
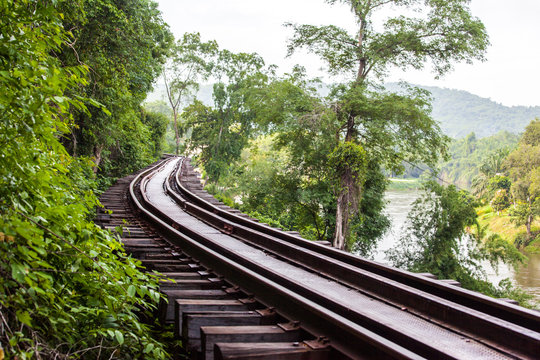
[0,0,171,358]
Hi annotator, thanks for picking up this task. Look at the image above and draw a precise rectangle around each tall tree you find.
[58,0,172,175]
[239,69,391,253]
[505,119,540,241]
[286,0,489,249]
[183,50,268,181]
[163,32,218,155]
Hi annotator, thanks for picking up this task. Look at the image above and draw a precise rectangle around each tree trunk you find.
[71,130,77,157]
[173,109,180,155]
[333,120,358,250]
[93,144,104,174]
[526,214,533,240]
[215,122,224,158]
[333,185,350,249]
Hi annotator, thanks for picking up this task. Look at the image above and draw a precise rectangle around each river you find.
[374,190,540,302]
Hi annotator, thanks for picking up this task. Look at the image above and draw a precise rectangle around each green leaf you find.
[127,285,136,297]
[144,343,154,354]
[11,263,26,282]
[16,310,32,327]
[115,330,124,345]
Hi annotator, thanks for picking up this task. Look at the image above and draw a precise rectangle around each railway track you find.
[97,156,540,360]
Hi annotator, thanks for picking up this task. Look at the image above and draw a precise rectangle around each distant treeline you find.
[149,82,540,140]
[392,131,519,188]
[440,131,520,188]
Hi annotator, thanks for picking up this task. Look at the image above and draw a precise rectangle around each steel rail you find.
[129,158,426,360]
[167,157,540,359]
[173,157,540,328]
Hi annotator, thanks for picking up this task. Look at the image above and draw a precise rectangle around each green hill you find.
[386,83,540,138]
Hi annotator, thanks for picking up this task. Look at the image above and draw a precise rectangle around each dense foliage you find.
[184,50,270,181]
[439,131,519,188]
[58,0,173,177]
[387,183,532,305]
[0,1,168,358]
[504,119,540,243]
[457,119,540,248]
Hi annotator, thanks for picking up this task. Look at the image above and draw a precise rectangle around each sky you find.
[155,0,540,107]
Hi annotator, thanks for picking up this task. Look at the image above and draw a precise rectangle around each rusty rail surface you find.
[97,157,540,360]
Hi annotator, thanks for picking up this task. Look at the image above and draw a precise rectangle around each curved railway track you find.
[97,156,540,360]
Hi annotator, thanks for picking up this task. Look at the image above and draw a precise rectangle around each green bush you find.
[0,2,168,358]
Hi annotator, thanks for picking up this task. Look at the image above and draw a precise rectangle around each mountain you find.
[386,83,540,138]
[147,82,540,139]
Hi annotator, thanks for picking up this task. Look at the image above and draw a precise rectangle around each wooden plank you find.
[159,278,224,291]
[175,300,251,338]
[143,253,177,260]
[214,342,330,360]
[141,259,199,271]
[159,289,234,322]
[179,311,264,340]
[158,272,205,279]
[201,325,302,360]
[181,311,264,353]
[152,264,202,272]
[124,245,164,251]
[140,259,190,266]
[121,238,161,244]
[123,247,165,257]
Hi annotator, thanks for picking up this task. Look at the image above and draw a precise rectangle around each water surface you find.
[377,190,540,302]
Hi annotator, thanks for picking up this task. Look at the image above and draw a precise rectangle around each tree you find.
[387,182,478,280]
[237,68,393,252]
[472,149,512,199]
[520,118,540,146]
[163,33,218,155]
[505,119,540,241]
[58,0,172,175]
[183,50,268,181]
[286,0,488,249]
[491,189,510,214]
[387,183,527,298]
[141,109,170,157]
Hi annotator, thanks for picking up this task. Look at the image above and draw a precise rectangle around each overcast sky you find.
[155,0,540,107]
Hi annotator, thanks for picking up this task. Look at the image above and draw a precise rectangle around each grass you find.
[476,205,540,251]
[387,178,422,190]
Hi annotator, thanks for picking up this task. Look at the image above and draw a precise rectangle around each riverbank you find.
[376,190,540,304]
[387,178,422,190]
[476,205,540,253]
